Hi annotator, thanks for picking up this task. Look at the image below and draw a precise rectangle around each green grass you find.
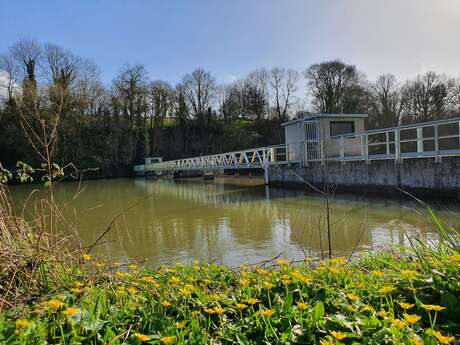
[1,249,459,344]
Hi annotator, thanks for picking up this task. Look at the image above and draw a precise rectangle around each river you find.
[10,177,460,266]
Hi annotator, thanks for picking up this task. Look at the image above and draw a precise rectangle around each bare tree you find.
[401,71,454,123]
[0,53,21,102]
[43,43,82,115]
[148,80,173,153]
[269,67,299,120]
[182,68,216,123]
[245,68,269,120]
[368,74,404,129]
[10,39,42,90]
[74,58,107,117]
[304,60,367,114]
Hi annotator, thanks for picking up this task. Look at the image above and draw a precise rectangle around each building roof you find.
[282,113,368,126]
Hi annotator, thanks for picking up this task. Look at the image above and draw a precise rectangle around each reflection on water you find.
[10,177,460,266]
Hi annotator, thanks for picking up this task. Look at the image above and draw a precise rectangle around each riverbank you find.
[1,247,459,344]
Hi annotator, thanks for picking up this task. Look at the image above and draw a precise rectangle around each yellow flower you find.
[161,300,172,308]
[372,270,384,277]
[361,305,375,313]
[204,308,215,314]
[141,276,156,284]
[403,313,421,325]
[126,287,138,295]
[240,279,250,288]
[330,257,347,266]
[378,309,388,318]
[413,336,423,345]
[82,253,92,261]
[397,301,414,310]
[379,286,396,295]
[246,298,260,305]
[236,303,247,310]
[45,299,64,310]
[449,254,460,263]
[432,330,454,344]
[400,269,420,279]
[421,304,446,312]
[330,330,347,340]
[191,311,200,317]
[261,309,275,317]
[347,293,359,302]
[281,275,292,285]
[193,260,200,266]
[128,264,138,270]
[276,259,289,266]
[262,281,273,289]
[320,340,334,345]
[70,287,83,294]
[170,276,181,285]
[63,307,80,317]
[176,321,187,329]
[256,268,269,275]
[15,319,32,329]
[296,302,309,310]
[133,332,150,342]
[391,318,406,329]
[213,307,225,315]
[161,335,176,344]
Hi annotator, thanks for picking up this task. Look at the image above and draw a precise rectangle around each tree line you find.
[1,39,459,176]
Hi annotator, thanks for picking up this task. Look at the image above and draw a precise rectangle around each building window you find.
[330,121,355,136]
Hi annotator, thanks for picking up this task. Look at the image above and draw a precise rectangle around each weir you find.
[133,116,460,194]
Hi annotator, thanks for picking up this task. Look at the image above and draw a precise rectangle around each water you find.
[9,177,460,266]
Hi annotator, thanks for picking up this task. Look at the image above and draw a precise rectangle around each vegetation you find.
[0,244,459,344]
[1,39,460,177]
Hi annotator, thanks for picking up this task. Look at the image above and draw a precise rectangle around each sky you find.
[1,0,460,86]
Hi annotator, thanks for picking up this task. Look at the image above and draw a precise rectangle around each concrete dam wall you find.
[268,156,460,195]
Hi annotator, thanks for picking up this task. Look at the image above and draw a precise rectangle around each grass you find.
[0,248,459,344]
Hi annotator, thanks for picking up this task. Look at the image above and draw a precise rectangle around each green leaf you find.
[312,301,325,324]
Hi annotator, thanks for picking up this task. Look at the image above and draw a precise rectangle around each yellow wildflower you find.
[330,330,347,340]
[170,276,181,285]
[213,307,225,315]
[126,287,138,295]
[176,321,187,329]
[204,308,215,314]
[397,301,414,310]
[379,286,396,294]
[432,330,454,344]
[361,305,375,313]
[276,259,289,266]
[378,309,388,318]
[236,303,247,310]
[161,335,176,344]
[191,311,200,317]
[193,260,200,266]
[133,333,150,342]
[63,307,80,317]
[45,299,64,310]
[297,302,309,310]
[261,309,275,317]
[246,298,260,305]
[281,275,292,285]
[403,313,421,325]
[372,270,384,277]
[320,340,334,345]
[330,257,347,266]
[128,264,138,270]
[161,300,172,308]
[262,281,273,289]
[449,254,460,263]
[240,279,250,288]
[15,319,32,329]
[141,276,156,284]
[391,318,406,329]
[347,293,359,302]
[413,336,423,345]
[421,304,446,311]
[82,253,92,261]
[256,268,269,275]
[70,287,83,294]
[400,269,420,278]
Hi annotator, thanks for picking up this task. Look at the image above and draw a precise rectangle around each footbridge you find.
[134,117,460,194]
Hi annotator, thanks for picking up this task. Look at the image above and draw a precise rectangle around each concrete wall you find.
[269,156,460,195]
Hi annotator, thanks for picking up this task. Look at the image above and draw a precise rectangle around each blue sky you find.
[1,0,459,85]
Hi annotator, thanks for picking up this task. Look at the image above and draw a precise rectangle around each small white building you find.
[282,113,368,161]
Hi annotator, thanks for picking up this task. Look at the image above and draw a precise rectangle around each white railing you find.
[134,118,460,173]
[139,144,289,172]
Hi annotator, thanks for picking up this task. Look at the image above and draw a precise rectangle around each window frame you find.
[330,121,355,137]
